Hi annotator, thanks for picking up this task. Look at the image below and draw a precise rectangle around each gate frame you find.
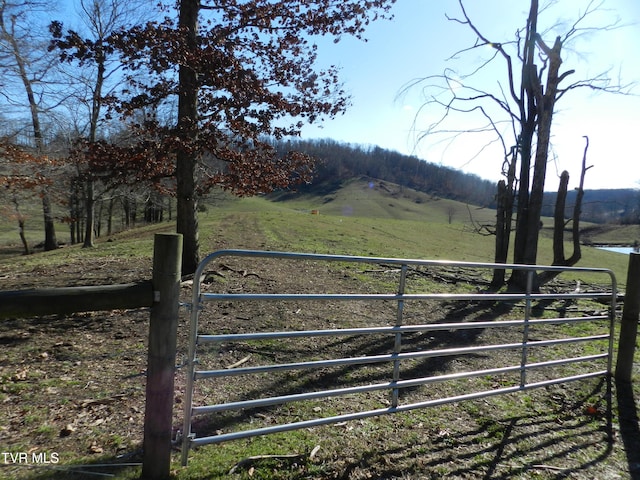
[180,249,618,466]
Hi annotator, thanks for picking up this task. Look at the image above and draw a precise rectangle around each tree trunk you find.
[107,196,115,236]
[491,144,518,288]
[509,3,566,290]
[69,184,79,244]
[12,196,30,255]
[566,137,590,266]
[122,196,130,229]
[510,0,539,272]
[77,213,83,244]
[18,218,30,255]
[83,45,105,248]
[522,37,563,267]
[539,137,591,285]
[509,130,534,289]
[42,189,58,251]
[130,197,137,226]
[552,170,570,265]
[491,180,509,288]
[69,222,76,245]
[83,180,95,248]
[176,0,201,276]
[95,198,103,238]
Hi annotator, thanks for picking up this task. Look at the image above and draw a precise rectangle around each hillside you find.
[272,138,497,209]
[273,138,639,225]
[1,174,637,273]
[268,174,640,248]
[2,138,637,260]
[542,188,640,224]
[269,176,497,225]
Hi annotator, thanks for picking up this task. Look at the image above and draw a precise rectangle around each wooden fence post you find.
[615,252,640,383]
[142,233,183,479]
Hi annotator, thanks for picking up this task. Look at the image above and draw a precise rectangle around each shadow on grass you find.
[331,409,612,480]
[0,449,143,480]
[336,380,612,480]
[187,280,617,477]
[200,381,614,479]
[616,378,640,479]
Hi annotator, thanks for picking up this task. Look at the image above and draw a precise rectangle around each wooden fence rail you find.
[0,282,153,319]
[0,233,183,480]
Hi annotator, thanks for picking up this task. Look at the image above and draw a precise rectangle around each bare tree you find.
[407,0,630,288]
[50,0,148,248]
[0,0,60,250]
[537,136,592,285]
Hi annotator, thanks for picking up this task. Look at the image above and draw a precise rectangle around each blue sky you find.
[300,1,640,191]
[53,1,640,191]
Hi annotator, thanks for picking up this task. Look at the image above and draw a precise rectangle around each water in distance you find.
[596,246,637,255]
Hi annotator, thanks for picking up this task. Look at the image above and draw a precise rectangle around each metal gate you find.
[181,250,617,465]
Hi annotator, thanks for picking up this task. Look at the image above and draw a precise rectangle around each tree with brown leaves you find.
[0,142,57,254]
[52,0,396,274]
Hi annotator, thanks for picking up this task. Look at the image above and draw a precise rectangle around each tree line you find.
[542,189,640,226]
[271,138,497,207]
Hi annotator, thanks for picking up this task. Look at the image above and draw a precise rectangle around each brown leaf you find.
[88,441,104,454]
[60,424,75,437]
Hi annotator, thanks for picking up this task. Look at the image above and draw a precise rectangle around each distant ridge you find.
[269,175,498,225]
[270,138,639,225]
[542,189,639,224]
[271,138,497,208]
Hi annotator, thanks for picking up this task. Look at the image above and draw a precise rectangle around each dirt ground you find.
[1,245,640,479]
[0,253,153,479]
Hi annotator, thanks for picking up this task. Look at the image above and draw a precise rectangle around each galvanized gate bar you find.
[196,314,608,343]
[188,371,608,448]
[181,249,617,466]
[191,353,608,416]
[193,335,609,379]
[200,292,613,301]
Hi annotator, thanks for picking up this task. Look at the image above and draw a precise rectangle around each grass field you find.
[1,177,635,283]
[1,178,639,479]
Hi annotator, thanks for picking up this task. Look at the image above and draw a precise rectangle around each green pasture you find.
[0,177,634,288]
[1,178,639,480]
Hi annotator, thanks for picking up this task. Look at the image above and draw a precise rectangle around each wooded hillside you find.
[273,139,497,207]
[272,138,639,225]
